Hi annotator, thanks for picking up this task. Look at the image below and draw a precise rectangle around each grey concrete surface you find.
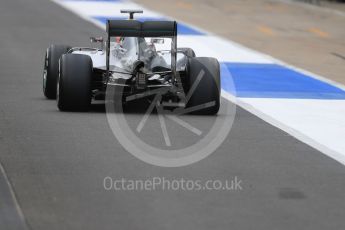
[135,0,345,85]
[0,0,344,229]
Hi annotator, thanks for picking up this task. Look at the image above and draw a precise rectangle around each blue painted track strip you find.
[222,63,345,99]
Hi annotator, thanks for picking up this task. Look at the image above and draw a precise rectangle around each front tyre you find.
[185,57,220,115]
[57,54,93,111]
[43,45,71,99]
[177,47,196,58]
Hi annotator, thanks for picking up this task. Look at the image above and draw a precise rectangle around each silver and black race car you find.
[43,10,220,114]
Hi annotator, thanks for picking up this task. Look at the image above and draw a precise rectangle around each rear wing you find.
[106,19,178,77]
[106,20,177,37]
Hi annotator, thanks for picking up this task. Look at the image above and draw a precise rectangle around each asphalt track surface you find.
[0,0,344,229]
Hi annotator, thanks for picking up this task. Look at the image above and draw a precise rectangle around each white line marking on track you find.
[0,162,29,229]
[222,90,345,166]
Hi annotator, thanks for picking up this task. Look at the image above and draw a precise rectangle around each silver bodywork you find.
[70,39,184,73]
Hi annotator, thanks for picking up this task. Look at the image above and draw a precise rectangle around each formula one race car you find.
[43,10,220,114]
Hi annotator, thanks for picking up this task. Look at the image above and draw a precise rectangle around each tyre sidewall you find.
[186,57,220,115]
[58,54,93,111]
[43,45,71,99]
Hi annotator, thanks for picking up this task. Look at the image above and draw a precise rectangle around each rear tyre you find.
[185,57,220,115]
[177,47,196,57]
[57,54,93,111]
[43,45,71,99]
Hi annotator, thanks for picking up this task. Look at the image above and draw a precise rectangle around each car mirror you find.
[90,37,105,50]
[90,37,104,43]
[150,38,164,44]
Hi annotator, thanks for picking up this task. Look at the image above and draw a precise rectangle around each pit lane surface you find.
[0,0,344,229]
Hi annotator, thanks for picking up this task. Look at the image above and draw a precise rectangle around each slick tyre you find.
[177,47,196,57]
[186,57,220,115]
[57,54,93,111]
[43,45,71,99]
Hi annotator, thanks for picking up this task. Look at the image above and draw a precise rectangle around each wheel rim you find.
[56,60,61,105]
[43,50,48,93]
[56,74,60,103]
